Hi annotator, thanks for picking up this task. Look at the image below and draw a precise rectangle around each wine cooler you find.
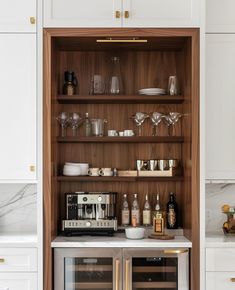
[54,248,189,290]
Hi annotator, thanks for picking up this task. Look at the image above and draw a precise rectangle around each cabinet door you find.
[206,272,235,290]
[44,0,122,27]
[123,0,199,27]
[206,35,235,180]
[0,34,36,181]
[0,273,37,290]
[206,0,235,33]
[0,0,36,32]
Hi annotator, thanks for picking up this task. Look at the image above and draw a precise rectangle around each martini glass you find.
[131,112,149,136]
[69,112,83,136]
[150,112,164,136]
[56,112,70,137]
[163,112,184,136]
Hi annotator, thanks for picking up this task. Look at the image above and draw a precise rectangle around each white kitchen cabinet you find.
[0,34,36,181]
[206,272,235,290]
[44,0,199,28]
[0,0,36,32]
[206,34,235,180]
[0,273,37,290]
[206,0,235,33]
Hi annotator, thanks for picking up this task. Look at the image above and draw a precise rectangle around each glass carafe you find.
[109,56,123,95]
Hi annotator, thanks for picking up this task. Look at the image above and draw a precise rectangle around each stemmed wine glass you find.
[131,112,149,136]
[69,112,83,136]
[150,112,164,136]
[163,112,184,136]
[56,112,70,137]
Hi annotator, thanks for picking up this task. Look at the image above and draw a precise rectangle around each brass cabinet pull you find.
[231,278,235,282]
[115,259,120,290]
[30,17,36,24]
[115,11,121,19]
[0,258,5,263]
[124,11,130,18]
[125,259,130,290]
[164,249,188,254]
[30,165,36,172]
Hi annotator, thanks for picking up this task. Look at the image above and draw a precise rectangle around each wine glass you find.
[131,112,149,136]
[150,112,164,136]
[163,112,184,136]
[69,112,83,136]
[56,112,70,137]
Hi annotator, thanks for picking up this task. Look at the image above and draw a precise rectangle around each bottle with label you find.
[143,194,151,226]
[84,112,92,136]
[122,194,130,226]
[63,71,78,96]
[131,193,140,226]
[152,194,164,235]
[166,192,178,229]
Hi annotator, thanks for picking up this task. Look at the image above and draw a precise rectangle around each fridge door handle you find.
[125,259,130,290]
[115,258,120,290]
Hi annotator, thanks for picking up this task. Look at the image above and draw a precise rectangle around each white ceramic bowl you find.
[63,165,81,176]
[64,162,89,176]
[125,227,146,240]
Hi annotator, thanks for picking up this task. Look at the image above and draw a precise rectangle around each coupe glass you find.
[131,112,149,136]
[150,112,164,136]
[163,112,184,136]
[56,112,70,137]
[69,112,83,136]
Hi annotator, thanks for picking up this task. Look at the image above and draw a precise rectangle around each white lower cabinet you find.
[0,273,37,290]
[206,272,235,290]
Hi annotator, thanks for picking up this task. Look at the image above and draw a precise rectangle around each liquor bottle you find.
[152,194,164,235]
[84,112,92,136]
[122,194,130,226]
[63,71,77,95]
[131,193,140,226]
[166,192,178,229]
[143,194,151,226]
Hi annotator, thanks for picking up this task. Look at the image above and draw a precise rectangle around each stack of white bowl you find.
[63,162,89,176]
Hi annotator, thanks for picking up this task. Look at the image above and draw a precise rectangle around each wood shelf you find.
[56,176,184,182]
[57,94,184,104]
[57,136,184,143]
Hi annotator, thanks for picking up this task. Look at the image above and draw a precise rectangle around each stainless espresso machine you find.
[62,192,118,236]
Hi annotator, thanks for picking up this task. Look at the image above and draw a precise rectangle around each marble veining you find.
[0,184,37,233]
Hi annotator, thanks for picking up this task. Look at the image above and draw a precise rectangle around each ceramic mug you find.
[99,168,113,176]
[124,130,135,136]
[108,130,118,137]
[88,168,100,176]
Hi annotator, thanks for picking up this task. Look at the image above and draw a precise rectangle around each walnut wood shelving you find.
[56,176,184,182]
[56,136,184,143]
[57,94,184,104]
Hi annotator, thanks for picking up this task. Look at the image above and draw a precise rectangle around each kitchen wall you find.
[206,183,235,234]
[0,184,37,233]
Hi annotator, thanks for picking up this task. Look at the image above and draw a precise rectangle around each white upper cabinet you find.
[0,34,36,181]
[44,0,200,27]
[206,34,235,180]
[0,0,36,32]
[44,0,122,27]
[123,0,200,27]
[206,0,235,33]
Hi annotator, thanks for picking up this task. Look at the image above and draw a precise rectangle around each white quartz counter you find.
[0,233,38,247]
[51,233,192,248]
[206,233,235,248]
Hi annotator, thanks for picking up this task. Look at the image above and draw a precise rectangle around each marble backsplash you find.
[0,184,37,233]
[206,183,235,234]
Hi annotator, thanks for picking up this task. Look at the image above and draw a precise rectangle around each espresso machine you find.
[62,192,118,236]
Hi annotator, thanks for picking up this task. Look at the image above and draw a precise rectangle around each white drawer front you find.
[0,248,37,272]
[0,273,37,290]
[206,272,235,290]
[206,248,235,271]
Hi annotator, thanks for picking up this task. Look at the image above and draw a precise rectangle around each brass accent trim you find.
[115,259,120,290]
[125,259,130,290]
[30,17,36,24]
[231,278,235,282]
[0,258,5,263]
[124,11,130,19]
[96,38,148,43]
[30,165,36,172]
[115,11,121,19]
[164,249,188,255]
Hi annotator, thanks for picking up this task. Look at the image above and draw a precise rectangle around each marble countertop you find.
[0,233,38,247]
[51,233,192,248]
[206,233,235,247]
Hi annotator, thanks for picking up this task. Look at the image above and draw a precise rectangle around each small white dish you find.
[125,227,146,240]
[138,88,166,95]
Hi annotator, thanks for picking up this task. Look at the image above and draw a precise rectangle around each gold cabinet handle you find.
[115,11,121,19]
[125,259,130,290]
[231,278,235,282]
[115,259,120,290]
[0,258,5,263]
[30,165,36,172]
[164,249,188,254]
[30,17,36,24]
[124,11,130,18]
